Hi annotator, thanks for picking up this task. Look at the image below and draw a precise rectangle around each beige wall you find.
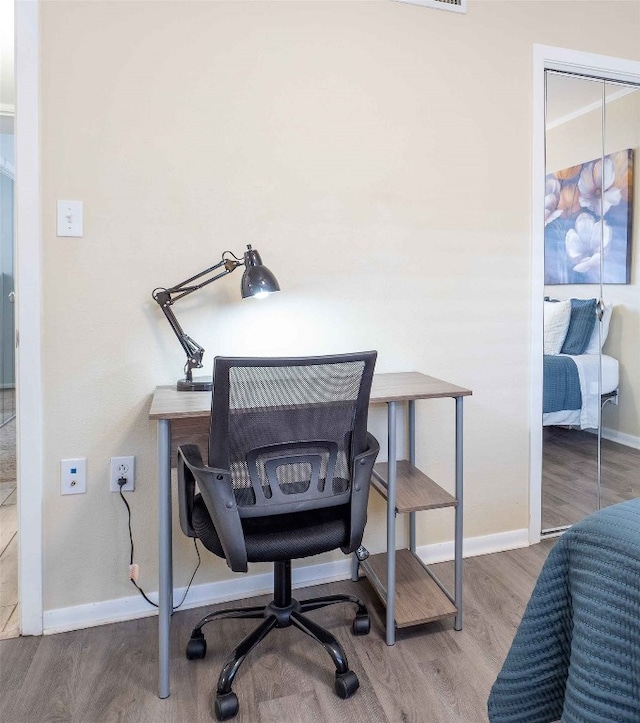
[546,90,640,439]
[39,1,640,613]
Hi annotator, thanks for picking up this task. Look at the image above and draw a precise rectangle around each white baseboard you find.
[43,559,354,635]
[42,528,529,635]
[601,426,640,450]
[415,527,530,565]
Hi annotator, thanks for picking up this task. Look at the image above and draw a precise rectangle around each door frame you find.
[15,0,43,635]
[529,45,640,544]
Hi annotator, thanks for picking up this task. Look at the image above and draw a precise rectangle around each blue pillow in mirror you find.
[560,298,597,355]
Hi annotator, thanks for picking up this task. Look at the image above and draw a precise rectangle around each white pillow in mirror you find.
[543,299,571,355]
[584,302,613,355]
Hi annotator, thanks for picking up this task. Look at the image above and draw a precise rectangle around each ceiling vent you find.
[395,0,467,13]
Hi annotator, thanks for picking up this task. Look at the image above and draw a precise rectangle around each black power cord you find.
[117,477,201,611]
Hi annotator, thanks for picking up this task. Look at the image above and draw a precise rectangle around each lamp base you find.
[177,376,213,392]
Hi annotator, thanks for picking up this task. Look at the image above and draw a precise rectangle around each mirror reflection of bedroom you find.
[542,72,640,534]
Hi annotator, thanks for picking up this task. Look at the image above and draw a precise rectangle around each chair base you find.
[186,560,370,721]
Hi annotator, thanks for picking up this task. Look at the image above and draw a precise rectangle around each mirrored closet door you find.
[541,72,640,534]
[600,81,640,511]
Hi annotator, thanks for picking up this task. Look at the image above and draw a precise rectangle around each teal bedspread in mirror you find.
[543,354,582,414]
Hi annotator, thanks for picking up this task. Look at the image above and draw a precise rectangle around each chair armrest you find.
[177,444,200,537]
[343,432,380,554]
[177,444,248,573]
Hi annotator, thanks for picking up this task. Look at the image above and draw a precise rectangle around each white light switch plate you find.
[57,200,83,237]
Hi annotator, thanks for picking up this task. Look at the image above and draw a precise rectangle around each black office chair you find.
[177,352,379,721]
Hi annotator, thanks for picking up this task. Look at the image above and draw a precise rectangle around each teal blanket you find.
[488,499,640,722]
[544,354,582,413]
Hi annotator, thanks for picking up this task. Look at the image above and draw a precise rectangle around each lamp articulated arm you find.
[152,254,242,385]
[152,295,205,384]
[152,245,280,391]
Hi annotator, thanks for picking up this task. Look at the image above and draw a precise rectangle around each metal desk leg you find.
[454,397,463,631]
[158,419,173,698]
[408,400,416,553]
[386,401,397,646]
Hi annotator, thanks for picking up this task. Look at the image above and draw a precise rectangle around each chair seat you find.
[192,494,351,562]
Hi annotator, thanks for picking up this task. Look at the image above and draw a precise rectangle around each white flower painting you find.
[544,149,633,284]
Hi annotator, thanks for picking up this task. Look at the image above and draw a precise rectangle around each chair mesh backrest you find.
[209,353,376,515]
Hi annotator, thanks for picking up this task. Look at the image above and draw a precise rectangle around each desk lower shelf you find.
[361,548,457,628]
[371,460,457,513]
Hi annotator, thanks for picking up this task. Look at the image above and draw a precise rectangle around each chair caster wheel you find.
[335,670,360,699]
[214,691,239,721]
[352,612,370,636]
[186,633,207,660]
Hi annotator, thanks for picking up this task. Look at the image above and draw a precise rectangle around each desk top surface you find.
[149,371,472,420]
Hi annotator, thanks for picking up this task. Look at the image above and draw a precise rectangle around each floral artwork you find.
[544,149,633,284]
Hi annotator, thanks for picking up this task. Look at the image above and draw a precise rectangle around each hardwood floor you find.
[542,426,640,531]
[0,541,554,723]
[0,483,18,639]
[0,414,18,640]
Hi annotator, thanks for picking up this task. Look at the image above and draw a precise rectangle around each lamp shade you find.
[241,245,281,299]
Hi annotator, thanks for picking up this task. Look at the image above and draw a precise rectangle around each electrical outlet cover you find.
[110,456,136,492]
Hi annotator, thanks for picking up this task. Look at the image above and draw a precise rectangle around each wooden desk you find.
[150,372,471,697]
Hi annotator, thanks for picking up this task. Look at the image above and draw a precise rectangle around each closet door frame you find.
[530,46,640,544]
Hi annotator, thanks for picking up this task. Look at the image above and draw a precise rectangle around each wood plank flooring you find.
[542,426,640,530]
[0,412,18,639]
[0,476,18,638]
[0,541,554,723]
[0,412,20,640]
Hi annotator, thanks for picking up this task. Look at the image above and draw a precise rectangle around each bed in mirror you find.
[541,73,640,534]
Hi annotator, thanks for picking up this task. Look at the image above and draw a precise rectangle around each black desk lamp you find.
[152,245,280,391]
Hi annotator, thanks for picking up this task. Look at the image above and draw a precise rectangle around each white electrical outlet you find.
[110,455,136,492]
[61,458,87,495]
